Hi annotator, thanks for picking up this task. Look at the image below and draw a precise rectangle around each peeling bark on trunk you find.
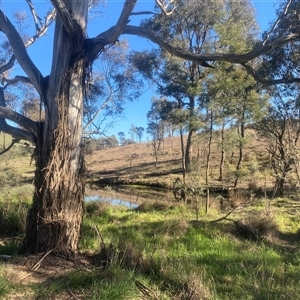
[20,1,88,255]
[21,62,86,255]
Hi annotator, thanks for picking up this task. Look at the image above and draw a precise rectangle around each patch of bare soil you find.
[1,252,94,300]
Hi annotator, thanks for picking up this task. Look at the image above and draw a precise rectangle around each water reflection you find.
[85,186,176,209]
[85,195,138,208]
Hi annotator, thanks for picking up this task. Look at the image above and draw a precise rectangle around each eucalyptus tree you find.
[131,0,222,173]
[200,0,268,186]
[147,96,172,168]
[131,0,263,175]
[118,131,126,146]
[257,89,300,197]
[0,0,298,255]
[136,126,145,143]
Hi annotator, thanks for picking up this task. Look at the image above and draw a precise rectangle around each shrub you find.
[233,210,278,241]
[0,202,28,236]
[85,201,110,216]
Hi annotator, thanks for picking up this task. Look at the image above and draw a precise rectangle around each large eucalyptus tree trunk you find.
[20,2,88,255]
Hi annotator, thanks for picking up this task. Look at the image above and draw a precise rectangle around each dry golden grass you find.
[86,136,185,187]
[86,130,271,189]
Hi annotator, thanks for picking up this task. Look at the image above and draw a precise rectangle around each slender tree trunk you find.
[185,129,195,172]
[234,121,245,188]
[205,110,213,214]
[180,127,186,182]
[20,2,88,255]
[218,122,225,181]
[185,96,196,172]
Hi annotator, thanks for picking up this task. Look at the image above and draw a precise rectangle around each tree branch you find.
[50,0,76,36]
[0,138,20,156]
[130,11,155,16]
[0,10,45,94]
[26,0,43,33]
[0,106,38,137]
[0,55,15,74]
[0,5,55,77]
[2,75,32,87]
[24,6,56,47]
[0,86,37,137]
[0,120,36,143]
[87,0,137,59]
[262,0,292,46]
[122,25,299,65]
[242,63,300,85]
[155,0,176,16]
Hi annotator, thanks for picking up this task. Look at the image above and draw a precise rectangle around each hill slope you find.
[86,130,269,190]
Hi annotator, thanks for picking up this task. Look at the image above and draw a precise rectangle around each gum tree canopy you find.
[0,0,298,255]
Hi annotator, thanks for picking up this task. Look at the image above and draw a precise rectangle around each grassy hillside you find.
[0,128,293,196]
[85,129,272,191]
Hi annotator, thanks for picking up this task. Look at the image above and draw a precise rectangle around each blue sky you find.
[2,0,279,141]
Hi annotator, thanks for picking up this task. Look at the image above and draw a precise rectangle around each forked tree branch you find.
[155,0,176,16]
[88,0,137,58]
[0,5,55,78]
[262,0,293,46]
[242,63,300,85]
[0,138,20,156]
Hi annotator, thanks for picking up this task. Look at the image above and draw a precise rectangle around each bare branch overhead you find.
[242,63,300,85]
[155,0,176,16]
[122,25,299,65]
[88,0,137,59]
[0,10,45,94]
[262,0,293,46]
[2,75,32,87]
[0,5,55,79]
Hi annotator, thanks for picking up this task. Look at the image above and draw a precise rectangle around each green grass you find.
[0,195,299,299]
[77,201,300,299]
[0,266,9,299]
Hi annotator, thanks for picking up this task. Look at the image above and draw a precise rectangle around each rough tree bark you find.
[20,2,89,254]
